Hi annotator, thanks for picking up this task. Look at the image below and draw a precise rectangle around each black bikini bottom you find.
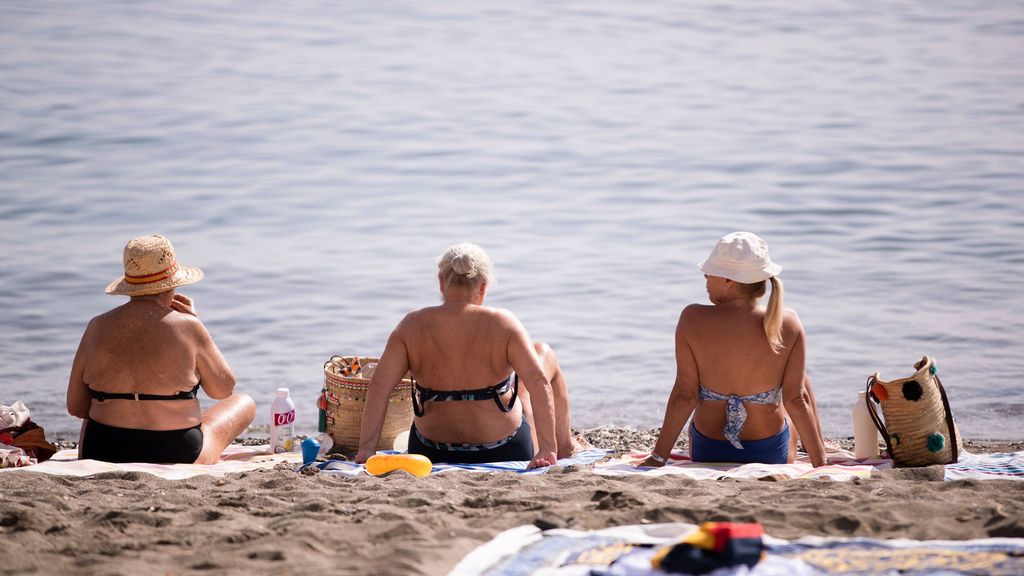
[81,419,204,464]
[408,418,534,464]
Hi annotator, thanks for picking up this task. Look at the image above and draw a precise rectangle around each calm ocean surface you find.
[2,1,1022,440]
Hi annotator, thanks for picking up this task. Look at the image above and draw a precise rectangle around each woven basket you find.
[322,355,414,452]
[865,356,962,467]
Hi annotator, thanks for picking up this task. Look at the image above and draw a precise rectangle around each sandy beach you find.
[1,428,1022,575]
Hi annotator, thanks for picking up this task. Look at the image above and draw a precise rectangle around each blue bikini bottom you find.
[408,418,534,464]
[689,421,790,464]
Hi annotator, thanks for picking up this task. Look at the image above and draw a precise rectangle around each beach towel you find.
[595,449,1024,482]
[594,449,887,481]
[308,448,610,477]
[0,444,302,480]
[944,451,1024,481]
[452,522,1024,575]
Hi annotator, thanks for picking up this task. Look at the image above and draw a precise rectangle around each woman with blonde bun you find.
[641,232,826,468]
[356,242,583,469]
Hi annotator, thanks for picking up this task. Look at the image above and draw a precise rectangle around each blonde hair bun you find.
[438,242,493,289]
[451,253,477,277]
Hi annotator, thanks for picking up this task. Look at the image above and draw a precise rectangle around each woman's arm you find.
[506,315,557,469]
[640,308,700,467]
[66,322,93,420]
[355,320,409,464]
[173,294,237,399]
[190,319,237,400]
[781,311,826,467]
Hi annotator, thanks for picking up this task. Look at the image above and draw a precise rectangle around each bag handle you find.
[933,374,960,464]
[865,375,895,462]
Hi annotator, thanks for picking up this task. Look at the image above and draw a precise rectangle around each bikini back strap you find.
[412,375,425,417]
[412,374,517,415]
[90,383,201,402]
[492,373,518,413]
[698,385,783,450]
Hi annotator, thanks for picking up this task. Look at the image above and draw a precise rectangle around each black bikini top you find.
[412,374,519,417]
[89,383,201,402]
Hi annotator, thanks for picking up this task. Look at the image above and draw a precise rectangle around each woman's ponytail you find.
[764,276,785,353]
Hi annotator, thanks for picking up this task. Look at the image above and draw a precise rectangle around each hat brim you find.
[698,260,781,284]
[105,266,204,296]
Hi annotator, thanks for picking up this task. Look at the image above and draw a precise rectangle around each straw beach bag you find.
[321,356,414,452]
[865,356,962,467]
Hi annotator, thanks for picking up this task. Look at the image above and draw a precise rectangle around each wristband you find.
[650,452,667,464]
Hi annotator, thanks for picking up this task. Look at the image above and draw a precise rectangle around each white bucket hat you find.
[105,235,204,296]
[698,231,782,284]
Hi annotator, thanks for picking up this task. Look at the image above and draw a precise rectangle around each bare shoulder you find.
[681,303,714,318]
[168,311,213,342]
[394,308,426,333]
[487,306,525,329]
[87,305,130,335]
[679,303,714,325]
[781,307,805,334]
[91,305,124,324]
[782,307,803,325]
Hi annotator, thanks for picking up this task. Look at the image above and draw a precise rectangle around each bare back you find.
[682,302,802,441]
[69,298,232,431]
[397,303,541,444]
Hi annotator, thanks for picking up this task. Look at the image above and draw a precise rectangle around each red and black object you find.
[652,522,764,574]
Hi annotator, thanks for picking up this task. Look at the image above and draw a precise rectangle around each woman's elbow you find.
[784,389,811,412]
[67,399,89,420]
[522,372,552,394]
[205,373,237,400]
[668,389,697,408]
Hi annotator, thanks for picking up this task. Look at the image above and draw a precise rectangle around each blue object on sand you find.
[301,437,320,465]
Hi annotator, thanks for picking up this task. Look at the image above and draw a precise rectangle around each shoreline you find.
[6,427,1023,575]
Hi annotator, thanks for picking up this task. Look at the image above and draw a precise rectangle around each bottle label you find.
[274,409,296,427]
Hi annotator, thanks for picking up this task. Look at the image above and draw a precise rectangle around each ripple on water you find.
[1,0,1022,439]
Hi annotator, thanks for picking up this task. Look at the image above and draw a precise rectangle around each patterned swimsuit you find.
[698,384,783,449]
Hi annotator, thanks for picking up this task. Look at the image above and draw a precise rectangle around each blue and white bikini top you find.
[698,384,783,450]
[411,373,519,417]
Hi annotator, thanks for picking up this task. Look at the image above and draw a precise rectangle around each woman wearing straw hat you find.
[355,242,584,469]
[66,235,255,464]
[641,232,826,468]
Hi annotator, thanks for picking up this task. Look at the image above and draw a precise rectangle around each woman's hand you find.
[171,293,198,317]
[636,455,667,468]
[527,449,557,469]
[354,450,373,464]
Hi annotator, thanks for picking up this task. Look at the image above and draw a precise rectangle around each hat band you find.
[124,261,180,285]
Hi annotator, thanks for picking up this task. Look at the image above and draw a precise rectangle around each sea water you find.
[1,1,1022,440]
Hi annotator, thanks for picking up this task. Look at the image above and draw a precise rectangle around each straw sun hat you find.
[698,231,782,284]
[105,235,204,296]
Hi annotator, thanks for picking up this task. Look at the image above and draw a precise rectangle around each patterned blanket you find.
[594,449,887,481]
[945,451,1024,481]
[452,523,1024,575]
[308,448,611,477]
[594,450,1024,482]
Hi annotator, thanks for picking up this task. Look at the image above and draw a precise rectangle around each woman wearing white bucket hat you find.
[66,235,255,464]
[641,232,826,468]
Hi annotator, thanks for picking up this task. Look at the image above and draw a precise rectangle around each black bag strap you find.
[933,374,960,464]
[865,375,895,463]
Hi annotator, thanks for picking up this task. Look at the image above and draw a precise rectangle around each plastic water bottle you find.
[269,388,296,454]
[852,391,879,459]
